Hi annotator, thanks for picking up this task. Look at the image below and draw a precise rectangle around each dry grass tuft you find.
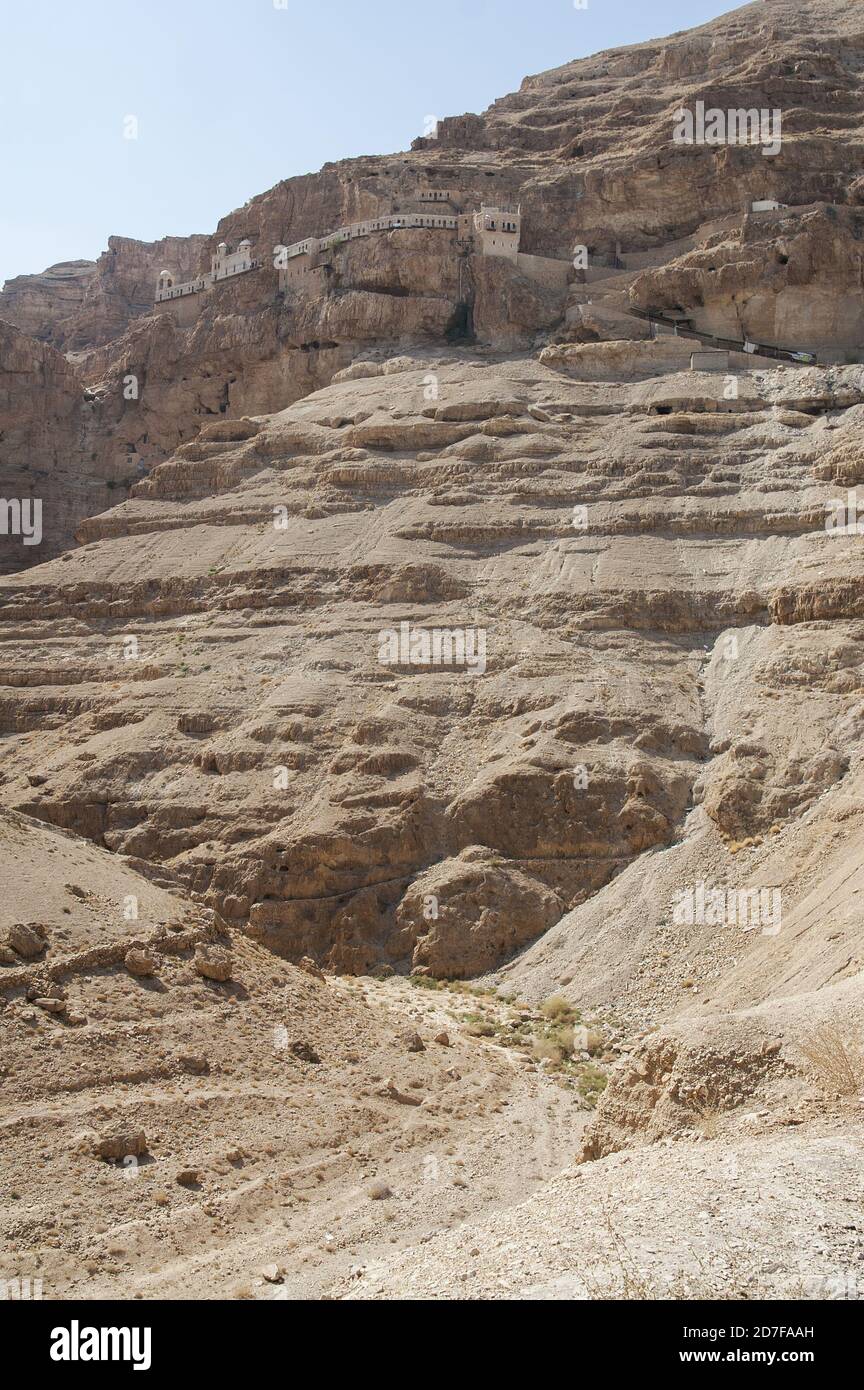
[693,1100,721,1139]
[540,994,575,1022]
[798,1024,864,1098]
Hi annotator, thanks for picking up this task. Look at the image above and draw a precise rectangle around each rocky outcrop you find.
[630,204,864,358]
[0,235,209,351]
[395,847,564,978]
[0,322,129,572]
[0,261,96,342]
[580,1025,790,1159]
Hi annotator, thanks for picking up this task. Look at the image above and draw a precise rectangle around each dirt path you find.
[1,963,591,1301]
[332,1122,864,1301]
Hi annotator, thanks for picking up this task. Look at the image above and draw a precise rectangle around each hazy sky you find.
[0,0,738,287]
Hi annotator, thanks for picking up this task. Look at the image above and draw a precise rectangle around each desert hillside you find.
[2,0,864,1302]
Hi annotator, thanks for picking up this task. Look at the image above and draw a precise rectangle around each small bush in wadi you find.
[540,994,576,1023]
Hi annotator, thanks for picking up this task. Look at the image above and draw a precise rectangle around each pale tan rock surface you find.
[4,356,864,979]
[0,236,209,350]
[0,321,150,569]
[0,807,588,1300]
[0,261,96,343]
[2,0,864,1303]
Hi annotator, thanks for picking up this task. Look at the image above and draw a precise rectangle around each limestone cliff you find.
[1,0,864,970]
[0,234,209,351]
[4,0,863,572]
[0,322,130,573]
[4,0,864,1304]
[0,260,96,343]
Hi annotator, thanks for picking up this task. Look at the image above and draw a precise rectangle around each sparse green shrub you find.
[540,994,575,1022]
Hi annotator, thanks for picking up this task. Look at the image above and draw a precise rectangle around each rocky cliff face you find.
[1,325,103,575]
[3,0,864,1303]
[10,0,864,360]
[423,0,864,243]
[2,0,864,964]
[0,261,96,343]
[0,235,209,351]
[630,203,864,355]
[0,322,130,574]
[3,0,861,569]
[2,352,863,979]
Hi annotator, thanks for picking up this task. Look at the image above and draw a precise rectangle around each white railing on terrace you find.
[276,212,461,262]
[155,259,262,303]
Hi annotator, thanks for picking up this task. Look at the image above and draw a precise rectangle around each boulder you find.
[95,1130,148,1162]
[194,946,233,982]
[125,947,159,978]
[6,923,48,959]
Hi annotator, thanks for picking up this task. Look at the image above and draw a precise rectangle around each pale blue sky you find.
[0,0,738,287]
